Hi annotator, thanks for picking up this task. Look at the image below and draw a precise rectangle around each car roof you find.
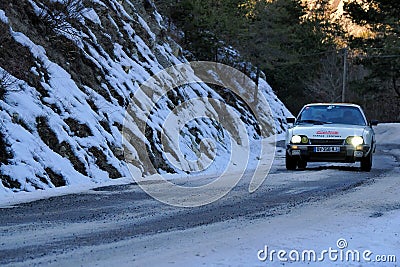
[304,103,362,108]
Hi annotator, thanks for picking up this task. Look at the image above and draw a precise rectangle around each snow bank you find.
[374,123,400,145]
[0,0,290,199]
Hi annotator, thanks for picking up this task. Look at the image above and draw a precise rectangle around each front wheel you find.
[297,160,307,169]
[360,152,372,172]
[286,152,297,170]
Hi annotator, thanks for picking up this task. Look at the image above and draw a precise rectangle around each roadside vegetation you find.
[155,0,400,121]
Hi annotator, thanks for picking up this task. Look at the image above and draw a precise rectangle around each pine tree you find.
[240,0,340,111]
[158,0,246,61]
[344,0,400,97]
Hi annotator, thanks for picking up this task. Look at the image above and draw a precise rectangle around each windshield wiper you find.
[297,119,331,125]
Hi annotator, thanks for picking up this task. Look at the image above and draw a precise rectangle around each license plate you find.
[314,146,340,152]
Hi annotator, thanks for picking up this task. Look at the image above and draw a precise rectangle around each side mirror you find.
[370,120,378,126]
[286,117,296,124]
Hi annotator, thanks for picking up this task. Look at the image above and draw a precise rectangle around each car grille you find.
[309,139,345,145]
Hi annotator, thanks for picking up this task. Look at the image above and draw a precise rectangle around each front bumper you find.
[287,144,371,163]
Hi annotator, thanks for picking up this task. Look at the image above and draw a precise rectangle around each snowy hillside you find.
[0,0,290,194]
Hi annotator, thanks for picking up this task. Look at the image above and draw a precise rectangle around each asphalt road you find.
[0,143,398,266]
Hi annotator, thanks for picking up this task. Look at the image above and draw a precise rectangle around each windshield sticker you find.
[327,105,335,110]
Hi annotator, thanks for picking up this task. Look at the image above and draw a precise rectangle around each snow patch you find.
[0,9,9,24]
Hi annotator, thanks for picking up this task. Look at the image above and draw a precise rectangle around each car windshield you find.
[297,105,367,126]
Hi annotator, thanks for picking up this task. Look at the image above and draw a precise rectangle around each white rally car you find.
[285,103,378,171]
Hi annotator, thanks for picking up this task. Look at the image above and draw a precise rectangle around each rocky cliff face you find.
[0,0,290,193]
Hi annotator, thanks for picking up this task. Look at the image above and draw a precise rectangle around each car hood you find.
[291,124,367,139]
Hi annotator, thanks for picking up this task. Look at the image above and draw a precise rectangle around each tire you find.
[360,152,372,172]
[297,160,307,170]
[286,152,297,170]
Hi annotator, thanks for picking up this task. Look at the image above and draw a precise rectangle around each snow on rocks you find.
[0,0,290,197]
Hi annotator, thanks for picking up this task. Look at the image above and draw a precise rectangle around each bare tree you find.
[0,69,17,100]
[305,50,344,102]
[37,0,85,38]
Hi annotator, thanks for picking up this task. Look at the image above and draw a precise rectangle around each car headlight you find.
[346,136,364,146]
[291,135,308,144]
[291,135,302,144]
